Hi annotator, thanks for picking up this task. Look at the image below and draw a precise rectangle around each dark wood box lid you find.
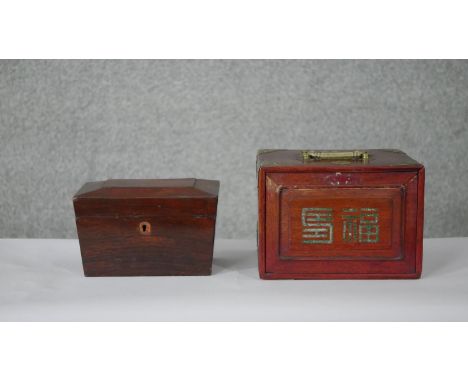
[73,178,219,217]
[257,149,423,171]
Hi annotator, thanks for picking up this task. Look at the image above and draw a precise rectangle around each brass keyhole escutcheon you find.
[139,221,151,235]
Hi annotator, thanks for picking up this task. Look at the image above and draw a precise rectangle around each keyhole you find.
[139,221,151,235]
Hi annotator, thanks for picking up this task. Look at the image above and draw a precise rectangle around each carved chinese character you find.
[358,208,379,243]
[342,207,379,243]
[301,208,333,244]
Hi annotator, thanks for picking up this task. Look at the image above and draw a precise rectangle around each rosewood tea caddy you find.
[73,178,219,276]
[257,149,425,280]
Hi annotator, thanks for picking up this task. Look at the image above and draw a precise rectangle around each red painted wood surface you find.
[257,149,425,279]
[73,179,219,276]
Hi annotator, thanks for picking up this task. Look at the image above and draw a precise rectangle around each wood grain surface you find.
[74,179,219,276]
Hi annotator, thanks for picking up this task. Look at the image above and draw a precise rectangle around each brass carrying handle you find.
[302,150,369,161]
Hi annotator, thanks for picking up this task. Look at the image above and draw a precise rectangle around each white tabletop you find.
[0,238,467,321]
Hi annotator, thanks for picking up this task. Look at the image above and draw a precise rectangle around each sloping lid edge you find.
[73,178,220,199]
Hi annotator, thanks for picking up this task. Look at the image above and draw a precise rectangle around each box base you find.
[259,272,421,280]
[83,268,213,277]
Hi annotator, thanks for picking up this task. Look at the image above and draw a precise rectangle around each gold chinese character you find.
[302,208,333,244]
[342,208,379,243]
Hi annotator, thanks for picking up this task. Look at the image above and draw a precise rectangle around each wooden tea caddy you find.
[73,178,219,276]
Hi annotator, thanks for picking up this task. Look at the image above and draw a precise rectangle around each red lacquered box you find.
[257,149,425,280]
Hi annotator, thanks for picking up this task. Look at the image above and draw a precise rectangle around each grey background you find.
[0,60,467,239]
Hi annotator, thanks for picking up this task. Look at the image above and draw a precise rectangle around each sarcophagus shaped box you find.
[257,149,424,279]
[73,179,219,276]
